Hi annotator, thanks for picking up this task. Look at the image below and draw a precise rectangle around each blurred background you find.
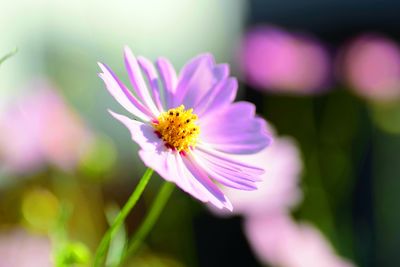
[1,0,400,266]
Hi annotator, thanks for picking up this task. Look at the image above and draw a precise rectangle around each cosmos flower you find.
[239,25,331,94]
[0,81,92,174]
[205,131,355,266]
[98,47,272,210]
[0,229,52,267]
[339,34,400,102]
[210,135,302,216]
[245,213,355,267]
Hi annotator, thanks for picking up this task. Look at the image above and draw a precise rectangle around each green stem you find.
[0,47,18,66]
[123,181,174,262]
[93,168,154,267]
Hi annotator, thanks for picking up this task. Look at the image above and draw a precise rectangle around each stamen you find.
[152,105,200,152]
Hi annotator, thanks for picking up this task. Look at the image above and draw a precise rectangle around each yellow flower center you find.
[152,105,200,152]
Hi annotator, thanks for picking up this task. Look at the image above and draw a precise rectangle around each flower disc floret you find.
[152,105,199,152]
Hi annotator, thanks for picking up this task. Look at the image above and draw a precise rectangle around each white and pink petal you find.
[108,110,160,151]
[98,63,154,121]
[137,56,165,112]
[200,102,272,154]
[195,77,238,118]
[139,147,232,210]
[156,57,178,109]
[124,47,160,116]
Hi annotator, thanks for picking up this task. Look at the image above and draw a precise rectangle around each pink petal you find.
[200,102,272,154]
[181,63,229,112]
[138,147,220,205]
[139,150,210,203]
[137,56,165,112]
[98,62,153,121]
[172,54,214,107]
[124,46,160,116]
[108,110,160,150]
[190,151,258,190]
[174,153,210,202]
[195,145,265,176]
[183,155,233,210]
[195,77,238,118]
[139,149,186,188]
[172,54,237,115]
[200,101,256,125]
[156,57,178,109]
[212,138,303,217]
[140,147,232,210]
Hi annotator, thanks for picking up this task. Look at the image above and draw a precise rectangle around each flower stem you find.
[93,168,154,267]
[123,181,174,261]
[0,47,18,66]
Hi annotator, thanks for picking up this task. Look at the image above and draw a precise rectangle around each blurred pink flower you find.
[99,47,272,210]
[0,229,52,267]
[239,25,331,94]
[245,213,355,267]
[206,129,355,266]
[0,81,92,174]
[339,34,400,102]
[210,136,302,216]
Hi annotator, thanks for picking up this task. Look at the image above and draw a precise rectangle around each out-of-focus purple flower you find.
[99,47,272,210]
[0,81,92,174]
[0,229,52,267]
[239,25,331,94]
[0,94,44,173]
[205,128,355,266]
[245,213,355,267]
[339,34,400,102]
[210,135,302,216]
